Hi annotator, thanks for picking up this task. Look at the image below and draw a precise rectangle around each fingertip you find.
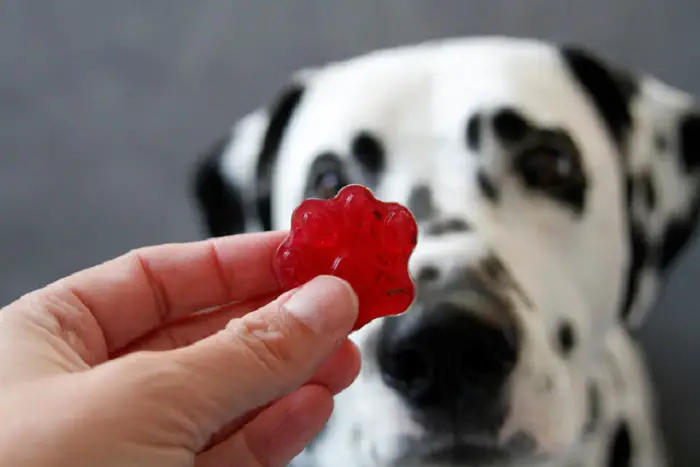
[347,339,362,377]
[335,339,362,392]
[281,275,359,335]
[305,275,359,315]
[322,275,360,314]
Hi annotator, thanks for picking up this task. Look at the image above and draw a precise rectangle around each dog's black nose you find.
[377,297,518,414]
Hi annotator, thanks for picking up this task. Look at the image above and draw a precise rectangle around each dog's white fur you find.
[193,37,700,466]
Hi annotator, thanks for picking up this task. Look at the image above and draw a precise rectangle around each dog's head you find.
[192,37,700,465]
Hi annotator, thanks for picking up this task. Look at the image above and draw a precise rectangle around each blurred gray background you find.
[1,0,698,464]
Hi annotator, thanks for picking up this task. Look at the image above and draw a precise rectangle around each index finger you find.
[45,230,288,354]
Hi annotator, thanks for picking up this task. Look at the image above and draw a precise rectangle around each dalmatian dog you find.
[190,37,700,466]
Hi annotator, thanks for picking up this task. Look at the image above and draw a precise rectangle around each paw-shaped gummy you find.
[274,184,418,331]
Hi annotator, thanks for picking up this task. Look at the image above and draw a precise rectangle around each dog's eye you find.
[314,169,347,199]
[515,143,578,189]
[511,131,588,213]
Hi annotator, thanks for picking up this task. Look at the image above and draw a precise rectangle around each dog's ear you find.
[559,44,638,149]
[191,80,309,237]
[657,110,700,270]
[560,44,700,326]
[192,112,266,237]
[623,84,700,327]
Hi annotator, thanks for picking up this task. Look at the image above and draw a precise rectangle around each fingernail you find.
[283,276,359,334]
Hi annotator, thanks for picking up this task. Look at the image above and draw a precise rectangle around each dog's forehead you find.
[272,39,625,216]
[286,38,592,152]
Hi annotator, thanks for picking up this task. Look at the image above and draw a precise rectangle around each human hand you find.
[0,231,360,467]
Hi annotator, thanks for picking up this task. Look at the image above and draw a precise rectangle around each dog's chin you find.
[393,432,539,467]
[397,443,511,466]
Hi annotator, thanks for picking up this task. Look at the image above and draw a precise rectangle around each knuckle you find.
[206,241,236,304]
[225,307,311,375]
[129,249,172,323]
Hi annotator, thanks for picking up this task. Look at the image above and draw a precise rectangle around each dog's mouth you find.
[395,432,538,466]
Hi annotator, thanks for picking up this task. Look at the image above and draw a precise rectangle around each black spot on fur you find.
[621,222,649,320]
[193,135,247,237]
[680,112,700,171]
[352,131,386,175]
[417,265,440,283]
[655,133,668,152]
[425,218,471,236]
[369,445,380,463]
[351,424,362,443]
[407,185,436,221]
[481,252,535,310]
[477,170,499,202]
[481,255,506,283]
[466,113,483,152]
[608,421,633,467]
[506,431,538,455]
[585,382,601,433]
[660,202,700,271]
[638,172,657,211]
[492,107,531,144]
[560,46,636,148]
[556,320,576,356]
[255,84,306,230]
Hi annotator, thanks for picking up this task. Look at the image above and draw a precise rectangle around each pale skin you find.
[0,230,361,467]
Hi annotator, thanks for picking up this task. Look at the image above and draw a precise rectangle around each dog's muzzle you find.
[376,272,519,434]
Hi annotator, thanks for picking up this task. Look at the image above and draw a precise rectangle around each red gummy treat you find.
[274,184,418,331]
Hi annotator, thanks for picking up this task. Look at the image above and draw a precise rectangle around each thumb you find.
[153,275,357,441]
